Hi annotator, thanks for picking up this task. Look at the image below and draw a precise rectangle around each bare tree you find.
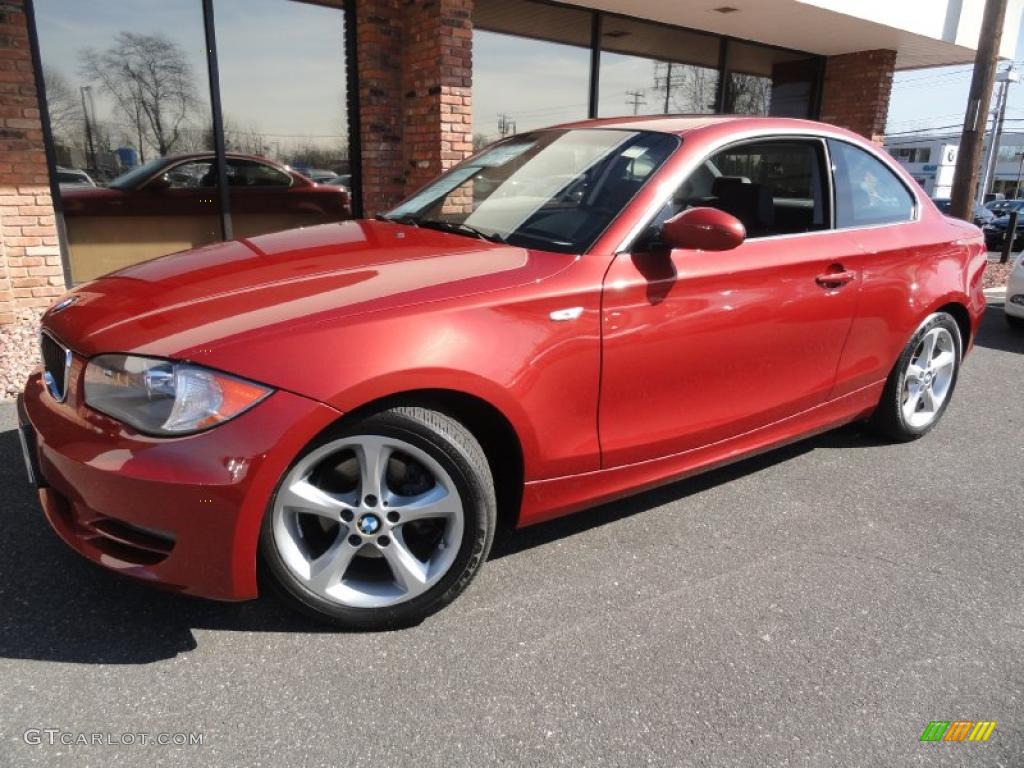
[726,74,771,115]
[652,62,717,113]
[41,66,83,144]
[79,32,199,160]
[222,118,268,156]
[683,66,717,113]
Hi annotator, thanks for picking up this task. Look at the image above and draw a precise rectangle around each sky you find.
[885,13,1024,136]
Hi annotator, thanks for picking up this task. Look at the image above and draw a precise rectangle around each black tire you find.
[1007,313,1024,330]
[868,312,962,442]
[259,406,496,630]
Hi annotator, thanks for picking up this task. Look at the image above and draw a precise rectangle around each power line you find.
[625,89,646,115]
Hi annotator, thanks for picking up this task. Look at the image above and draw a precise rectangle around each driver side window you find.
[649,138,830,242]
[163,161,216,189]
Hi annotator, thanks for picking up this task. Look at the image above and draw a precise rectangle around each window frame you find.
[618,130,926,255]
[624,133,835,253]
[827,138,920,232]
[702,136,834,238]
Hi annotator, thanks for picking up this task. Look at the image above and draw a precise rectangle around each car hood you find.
[44,219,576,374]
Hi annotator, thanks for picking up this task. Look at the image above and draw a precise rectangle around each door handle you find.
[815,267,856,289]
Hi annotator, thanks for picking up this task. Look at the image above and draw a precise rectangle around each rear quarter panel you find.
[831,212,986,398]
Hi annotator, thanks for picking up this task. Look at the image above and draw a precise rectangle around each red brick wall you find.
[819,49,897,144]
[0,0,63,325]
[357,0,473,217]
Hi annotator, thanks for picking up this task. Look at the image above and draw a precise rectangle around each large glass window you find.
[35,0,352,284]
[598,17,720,117]
[36,0,216,282]
[473,0,592,146]
[214,0,351,239]
[725,41,819,118]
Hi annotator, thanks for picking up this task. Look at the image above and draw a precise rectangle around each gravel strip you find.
[983,259,1015,289]
[0,308,42,400]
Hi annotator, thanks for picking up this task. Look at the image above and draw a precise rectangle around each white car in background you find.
[1007,252,1024,329]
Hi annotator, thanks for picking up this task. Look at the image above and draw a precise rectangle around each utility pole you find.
[79,85,96,172]
[625,90,647,115]
[979,65,1020,202]
[950,0,1008,220]
[497,113,516,137]
[663,62,673,112]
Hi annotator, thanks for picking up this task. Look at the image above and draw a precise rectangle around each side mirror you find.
[146,174,171,193]
[660,206,746,252]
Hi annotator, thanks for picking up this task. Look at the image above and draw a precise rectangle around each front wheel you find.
[260,406,496,629]
[869,312,962,442]
[1007,313,1024,330]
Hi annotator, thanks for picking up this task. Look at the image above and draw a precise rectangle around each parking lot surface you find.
[0,304,1021,767]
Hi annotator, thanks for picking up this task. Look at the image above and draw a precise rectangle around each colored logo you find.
[357,514,381,535]
[920,721,996,742]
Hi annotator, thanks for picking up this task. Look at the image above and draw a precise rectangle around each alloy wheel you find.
[901,326,957,429]
[271,435,465,608]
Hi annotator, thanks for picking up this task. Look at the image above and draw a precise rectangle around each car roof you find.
[162,152,281,164]
[548,114,865,142]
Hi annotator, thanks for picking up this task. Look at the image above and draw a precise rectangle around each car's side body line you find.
[518,378,885,528]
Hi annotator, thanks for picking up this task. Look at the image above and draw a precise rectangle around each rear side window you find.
[829,140,915,227]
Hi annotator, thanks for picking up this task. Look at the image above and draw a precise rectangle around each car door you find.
[598,137,863,467]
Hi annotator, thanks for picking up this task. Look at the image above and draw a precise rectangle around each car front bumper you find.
[19,365,341,601]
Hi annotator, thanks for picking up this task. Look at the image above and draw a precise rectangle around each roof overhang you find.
[561,0,1024,69]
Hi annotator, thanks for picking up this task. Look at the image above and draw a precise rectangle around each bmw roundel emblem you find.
[50,295,78,314]
[358,514,381,535]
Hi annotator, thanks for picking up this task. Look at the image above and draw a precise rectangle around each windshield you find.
[382,128,679,253]
[108,158,169,190]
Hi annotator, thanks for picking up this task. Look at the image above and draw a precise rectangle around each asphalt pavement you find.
[0,304,1022,767]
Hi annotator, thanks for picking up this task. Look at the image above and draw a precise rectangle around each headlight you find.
[84,355,272,436]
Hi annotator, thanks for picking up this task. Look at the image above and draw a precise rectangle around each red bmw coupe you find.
[19,117,987,628]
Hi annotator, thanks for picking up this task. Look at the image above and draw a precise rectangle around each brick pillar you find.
[356,0,473,217]
[819,49,897,144]
[0,0,63,326]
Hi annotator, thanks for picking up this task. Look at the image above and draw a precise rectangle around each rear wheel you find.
[260,407,496,629]
[869,312,961,442]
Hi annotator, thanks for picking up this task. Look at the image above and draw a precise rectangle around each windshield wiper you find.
[375,213,418,226]
[415,218,506,244]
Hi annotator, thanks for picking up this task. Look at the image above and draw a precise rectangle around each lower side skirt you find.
[519,380,885,527]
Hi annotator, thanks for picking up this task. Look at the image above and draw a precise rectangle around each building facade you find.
[0,0,1021,326]
[886,139,960,197]
[886,131,1024,199]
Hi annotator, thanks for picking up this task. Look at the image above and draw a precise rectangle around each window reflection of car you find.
[320,174,351,192]
[55,166,96,189]
[59,153,352,282]
[304,168,339,184]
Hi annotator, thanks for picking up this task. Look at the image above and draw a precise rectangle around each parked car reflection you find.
[60,153,352,282]
[56,166,96,189]
[930,197,994,227]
